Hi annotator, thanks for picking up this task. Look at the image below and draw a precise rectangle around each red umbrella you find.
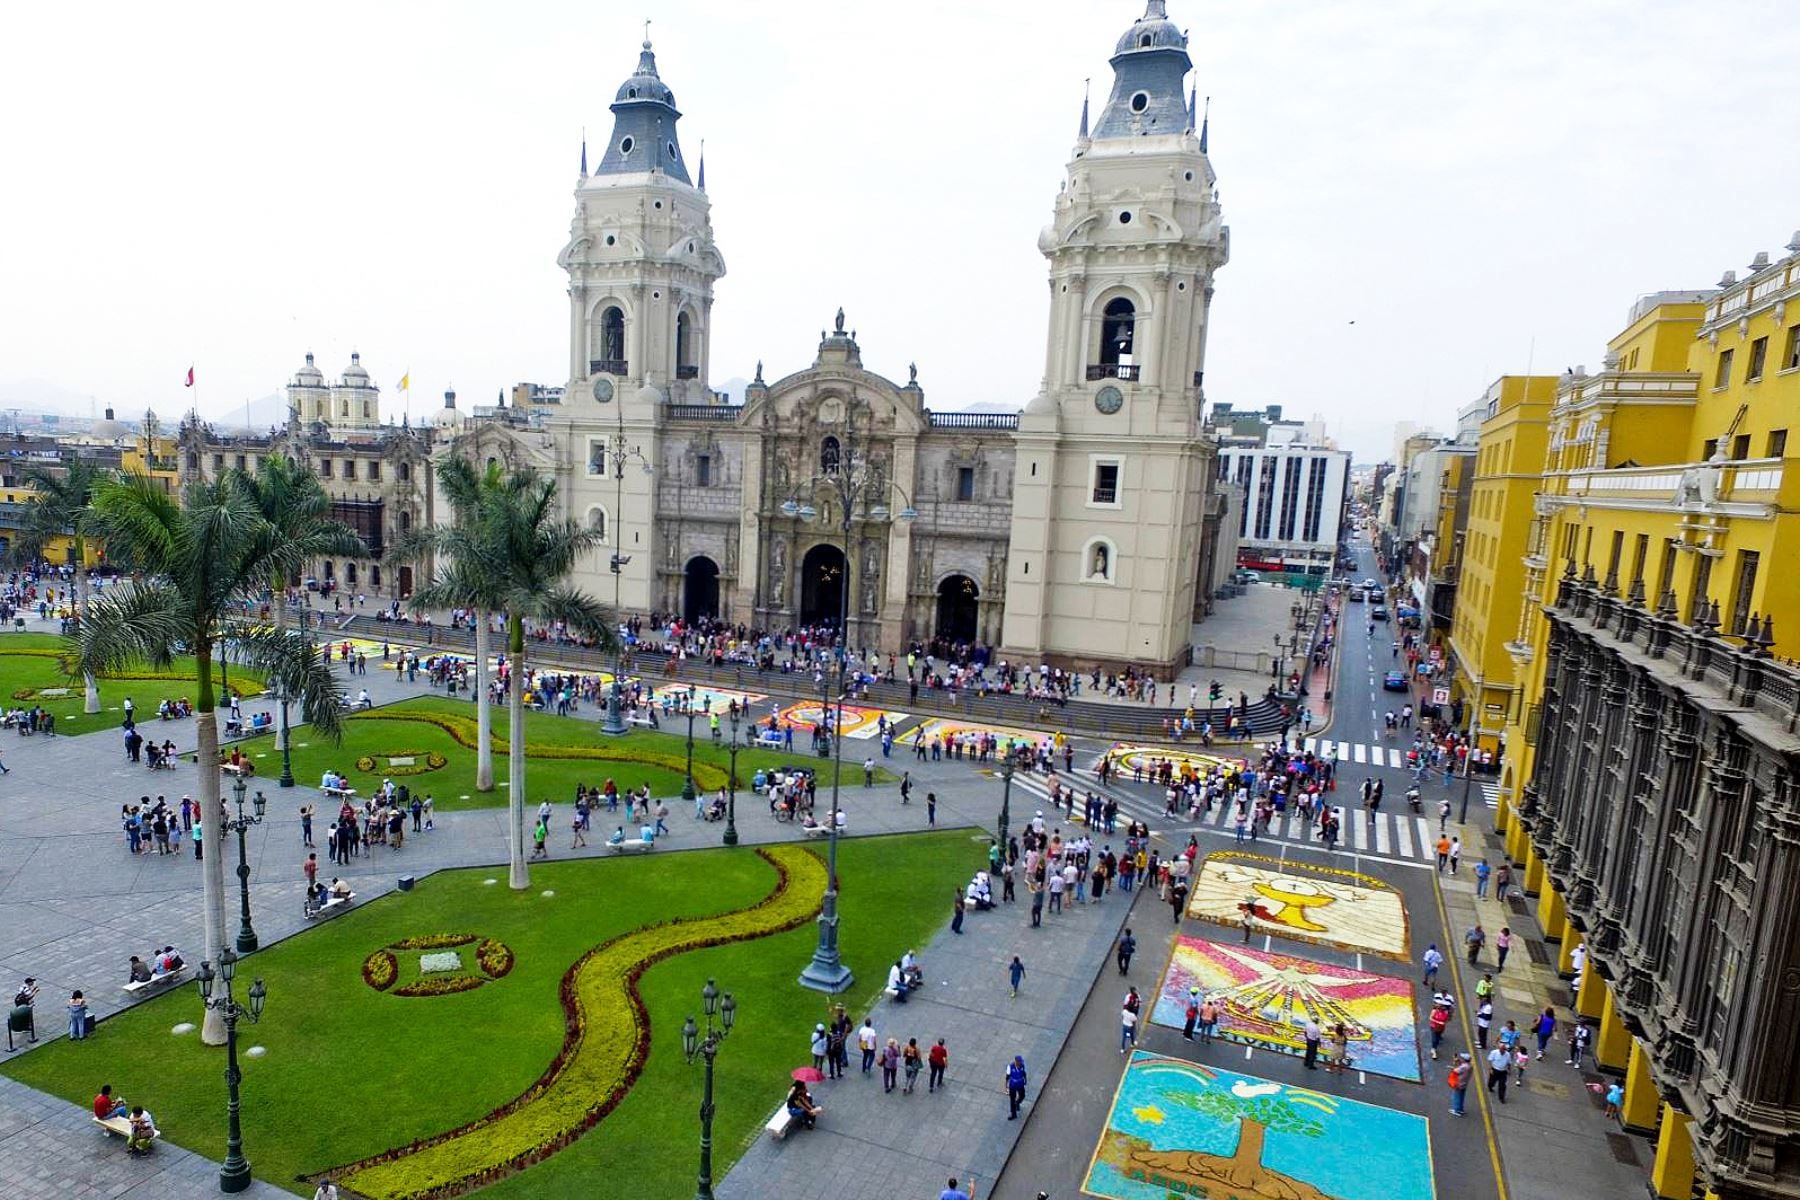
[791,1066,825,1083]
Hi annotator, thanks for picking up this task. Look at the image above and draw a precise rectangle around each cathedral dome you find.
[1114,1,1187,57]
[294,352,324,387]
[614,42,676,108]
[341,352,371,386]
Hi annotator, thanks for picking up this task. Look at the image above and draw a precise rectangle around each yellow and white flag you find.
[397,371,411,392]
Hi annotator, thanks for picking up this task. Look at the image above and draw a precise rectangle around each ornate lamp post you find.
[998,757,1015,855]
[681,697,700,805]
[276,675,295,788]
[225,776,267,952]
[595,396,652,737]
[681,977,737,1200]
[195,951,267,1194]
[723,712,744,847]
[783,409,916,994]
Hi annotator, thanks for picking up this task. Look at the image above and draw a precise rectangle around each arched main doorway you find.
[936,574,980,643]
[684,556,720,625]
[800,544,847,629]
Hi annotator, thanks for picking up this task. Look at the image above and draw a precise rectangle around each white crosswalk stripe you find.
[1008,774,1432,864]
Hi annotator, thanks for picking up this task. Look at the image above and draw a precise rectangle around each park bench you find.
[122,966,187,996]
[799,822,831,839]
[220,762,251,777]
[763,1103,798,1140]
[92,1115,159,1147]
[607,836,655,854]
[322,785,357,802]
[305,892,356,920]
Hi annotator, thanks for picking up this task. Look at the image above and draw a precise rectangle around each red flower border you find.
[310,847,822,1199]
[362,950,398,992]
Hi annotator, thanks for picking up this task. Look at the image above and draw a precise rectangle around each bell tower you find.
[1000,0,1227,676]
[559,35,726,409]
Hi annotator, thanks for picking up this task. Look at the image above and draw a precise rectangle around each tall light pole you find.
[195,951,267,1194]
[788,404,917,994]
[680,697,701,806]
[681,977,736,1200]
[723,712,743,847]
[998,757,1015,854]
[225,776,267,953]
[597,395,652,736]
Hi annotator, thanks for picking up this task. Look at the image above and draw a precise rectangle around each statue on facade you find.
[908,362,918,385]
[834,307,846,335]
[769,541,786,606]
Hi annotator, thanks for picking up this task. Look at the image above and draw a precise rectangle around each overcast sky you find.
[4,1,1797,460]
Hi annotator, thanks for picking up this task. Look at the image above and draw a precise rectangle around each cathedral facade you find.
[455,2,1234,675]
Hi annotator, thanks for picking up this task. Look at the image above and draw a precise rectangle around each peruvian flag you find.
[185,366,195,387]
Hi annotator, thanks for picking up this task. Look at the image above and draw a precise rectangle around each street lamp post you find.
[681,700,699,805]
[998,758,1014,854]
[195,951,267,1194]
[723,713,743,847]
[276,675,295,788]
[224,776,268,953]
[681,978,737,1200]
[787,404,917,994]
[597,403,652,737]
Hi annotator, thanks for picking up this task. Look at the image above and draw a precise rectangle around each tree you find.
[389,457,507,793]
[235,455,367,785]
[17,460,111,713]
[484,467,615,888]
[75,473,348,1042]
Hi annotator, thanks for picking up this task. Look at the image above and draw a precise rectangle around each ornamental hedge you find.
[323,845,827,1200]
[394,976,485,998]
[351,750,451,776]
[349,709,736,791]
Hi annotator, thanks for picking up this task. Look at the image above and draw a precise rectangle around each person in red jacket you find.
[94,1084,127,1120]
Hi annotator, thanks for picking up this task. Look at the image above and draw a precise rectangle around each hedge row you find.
[322,845,827,1200]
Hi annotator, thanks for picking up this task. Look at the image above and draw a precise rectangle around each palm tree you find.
[18,460,110,713]
[486,467,615,887]
[389,457,506,793]
[235,455,367,787]
[76,473,348,1042]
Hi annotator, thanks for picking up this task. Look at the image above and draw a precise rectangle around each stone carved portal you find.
[936,574,980,642]
[800,543,847,629]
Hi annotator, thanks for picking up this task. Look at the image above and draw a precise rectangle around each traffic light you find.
[1209,680,1222,702]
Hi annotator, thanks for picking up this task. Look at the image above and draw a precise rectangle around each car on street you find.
[1382,670,1409,691]
[1348,588,1365,602]
[1371,606,1389,621]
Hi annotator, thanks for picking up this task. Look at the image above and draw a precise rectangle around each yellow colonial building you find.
[1448,375,1555,750]
[1492,250,1800,1200]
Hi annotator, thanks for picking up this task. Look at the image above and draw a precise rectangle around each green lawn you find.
[0,633,264,730]
[221,694,888,811]
[1,831,976,1197]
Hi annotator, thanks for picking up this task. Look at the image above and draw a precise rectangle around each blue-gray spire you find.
[697,140,706,190]
[594,39,693,184]
[1079,79,1090,138]
[1092,1,1194,140]
[1199,95,1209,153]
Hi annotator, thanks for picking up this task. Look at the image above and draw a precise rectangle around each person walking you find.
[951,890,966,935]
[1604,1080,1624,1120]
[1438,795,1452,832]
[881,1038,901,1093]
[902,1038,923,1094]
[1533,1007,1557,1059]
[1448,1052,1472,1116]
[300,803,315,848]
[1199,995,1219,1044]
[1567,1021,1593,1069]
[1435,834,1451,872]
[1494,861,1512,900]
[1485,1045,1510,1103]
[928,1037,948,1093]
[1302,1018,1322,1070]
[1182,988,1201,1041]
[858,1018,878,1074]
[1170,877,1189,924]
[1421,943,1443,987]
[1119,1002,1139,1054]
[1005,1055,1028,1120]
[1495,927,1513,972]
[826,1022,846,1080]
[1475,999,1494,1050]
[1030,882,1044,928]
[1428,999,1452,1060]
[571,814,587,850]
[810,1024,829,1071]
[1009,955,1026,998]
[1464,923,1485,966]
[1116,928,1136,976]
[1448,837,1461,874]
[1474,859,1490,899]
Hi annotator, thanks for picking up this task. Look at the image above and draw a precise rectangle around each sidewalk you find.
[717,873,1136,1200]
[1437,817,1650,1200]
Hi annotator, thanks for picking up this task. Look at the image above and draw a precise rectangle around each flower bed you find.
[390,934,478,951]
[350,709,736,792]
[362,950,398,992]
[325,844,828,1200]
[353,751,449,777]
[419,952,464,975]
[394,976,485,998]
[476,938,514,980]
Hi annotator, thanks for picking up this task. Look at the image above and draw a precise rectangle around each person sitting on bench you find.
[126,1106,157,1155]
[785,1080,821,1131]
[155,947,184,976]
[127,957,152,984]
[93,1084,127,1120]
[305,881,329,913]
[606,826,626,846]
[329,878,351,901]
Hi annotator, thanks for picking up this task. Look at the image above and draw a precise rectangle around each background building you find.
[1491,245,1800,1200]
[1215,430,1351,581]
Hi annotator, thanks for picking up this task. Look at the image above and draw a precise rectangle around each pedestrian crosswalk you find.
[1008,773,1442,867]
[1300,737,1416,770]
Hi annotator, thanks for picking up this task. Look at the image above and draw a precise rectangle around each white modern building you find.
[1216,433,1351,577]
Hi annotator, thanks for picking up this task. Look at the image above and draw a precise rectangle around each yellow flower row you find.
[329,844,827,1199]
[352,709,735,791]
